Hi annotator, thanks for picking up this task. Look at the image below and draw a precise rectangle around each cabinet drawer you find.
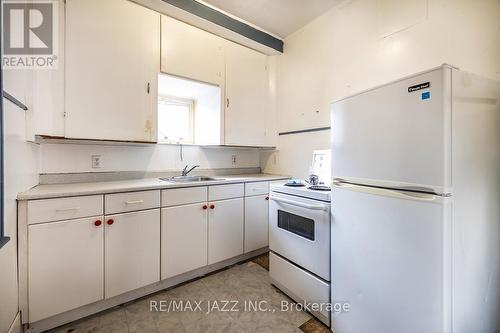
[208,183,244,201]
[105,190,160,214]
[245,181,269,196]
[270,252,330,324]
[161,187,207,207]
[28,195,103,225]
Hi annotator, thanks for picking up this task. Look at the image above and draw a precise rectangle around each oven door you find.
[269,191,331,281]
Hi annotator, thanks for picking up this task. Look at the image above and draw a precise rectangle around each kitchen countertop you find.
[18,174,289,200]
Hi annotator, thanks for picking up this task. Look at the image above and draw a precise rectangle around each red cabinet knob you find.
[202,204,208,210]
[210,204,215,209]
[265,196,269,201]
[107,219,114,225]
[94,220,102,226]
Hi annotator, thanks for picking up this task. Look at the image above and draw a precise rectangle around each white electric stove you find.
[268,182,331,326]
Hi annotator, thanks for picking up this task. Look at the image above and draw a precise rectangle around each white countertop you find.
[18,174,289,200]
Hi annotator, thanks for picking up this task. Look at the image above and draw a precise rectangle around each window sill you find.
[0,236,11,249]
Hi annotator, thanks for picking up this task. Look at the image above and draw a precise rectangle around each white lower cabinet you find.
[161,203,208,279]
[244,194,269,253]
[208,198,244,264]
[23,180,276,324]
[104,209,160,298]
[28,217,104,322]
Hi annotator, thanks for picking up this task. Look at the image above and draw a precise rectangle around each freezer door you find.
[331,183,451,333]
[331,66,451,193]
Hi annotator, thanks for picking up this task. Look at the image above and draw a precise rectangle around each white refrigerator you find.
[330,65,500,333]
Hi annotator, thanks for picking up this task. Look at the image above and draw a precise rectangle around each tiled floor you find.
[49,254,331,333]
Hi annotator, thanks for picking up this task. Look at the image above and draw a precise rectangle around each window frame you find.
[157,95,196,144]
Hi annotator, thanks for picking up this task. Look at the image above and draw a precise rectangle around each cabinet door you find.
[208,198,244,264]
[3,0,66,141]
[65,0,160,142]
[105,209,160,298]
[161,203,208,279]
[28,217,104,322]
[244,195,269,253]
[225,42,270,146]
[161,15,224,85]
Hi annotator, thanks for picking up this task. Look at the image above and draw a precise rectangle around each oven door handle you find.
[270,196,329,211]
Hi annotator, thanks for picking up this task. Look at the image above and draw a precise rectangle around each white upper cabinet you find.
[161,15,225,86]
[63,1,274,146]
[224,41,272,147]
[2,1,65,141]
[160,16,274,147]
[65,0,160,142]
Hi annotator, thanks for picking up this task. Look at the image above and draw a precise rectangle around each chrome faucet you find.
[181,165,200,176]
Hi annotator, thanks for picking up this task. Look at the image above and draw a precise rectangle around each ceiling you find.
[199,0,341,38]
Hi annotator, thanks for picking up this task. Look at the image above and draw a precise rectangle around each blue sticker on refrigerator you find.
[421,91,430,100]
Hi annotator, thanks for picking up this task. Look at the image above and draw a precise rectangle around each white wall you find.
[0,88,40,333]
[261,0,500,178]
[40,143,260,174]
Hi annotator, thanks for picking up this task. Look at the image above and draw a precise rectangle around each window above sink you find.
[158,96,195,144]
[157,73,222,146]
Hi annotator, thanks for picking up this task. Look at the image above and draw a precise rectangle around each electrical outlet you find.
[231,155,237,166]
[91,155,102,168]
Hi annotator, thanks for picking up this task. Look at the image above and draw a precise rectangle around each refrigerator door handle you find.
[332,182,445,203]
[332,178,447,196]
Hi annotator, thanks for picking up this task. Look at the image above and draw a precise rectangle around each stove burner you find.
[284,183,306,187]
